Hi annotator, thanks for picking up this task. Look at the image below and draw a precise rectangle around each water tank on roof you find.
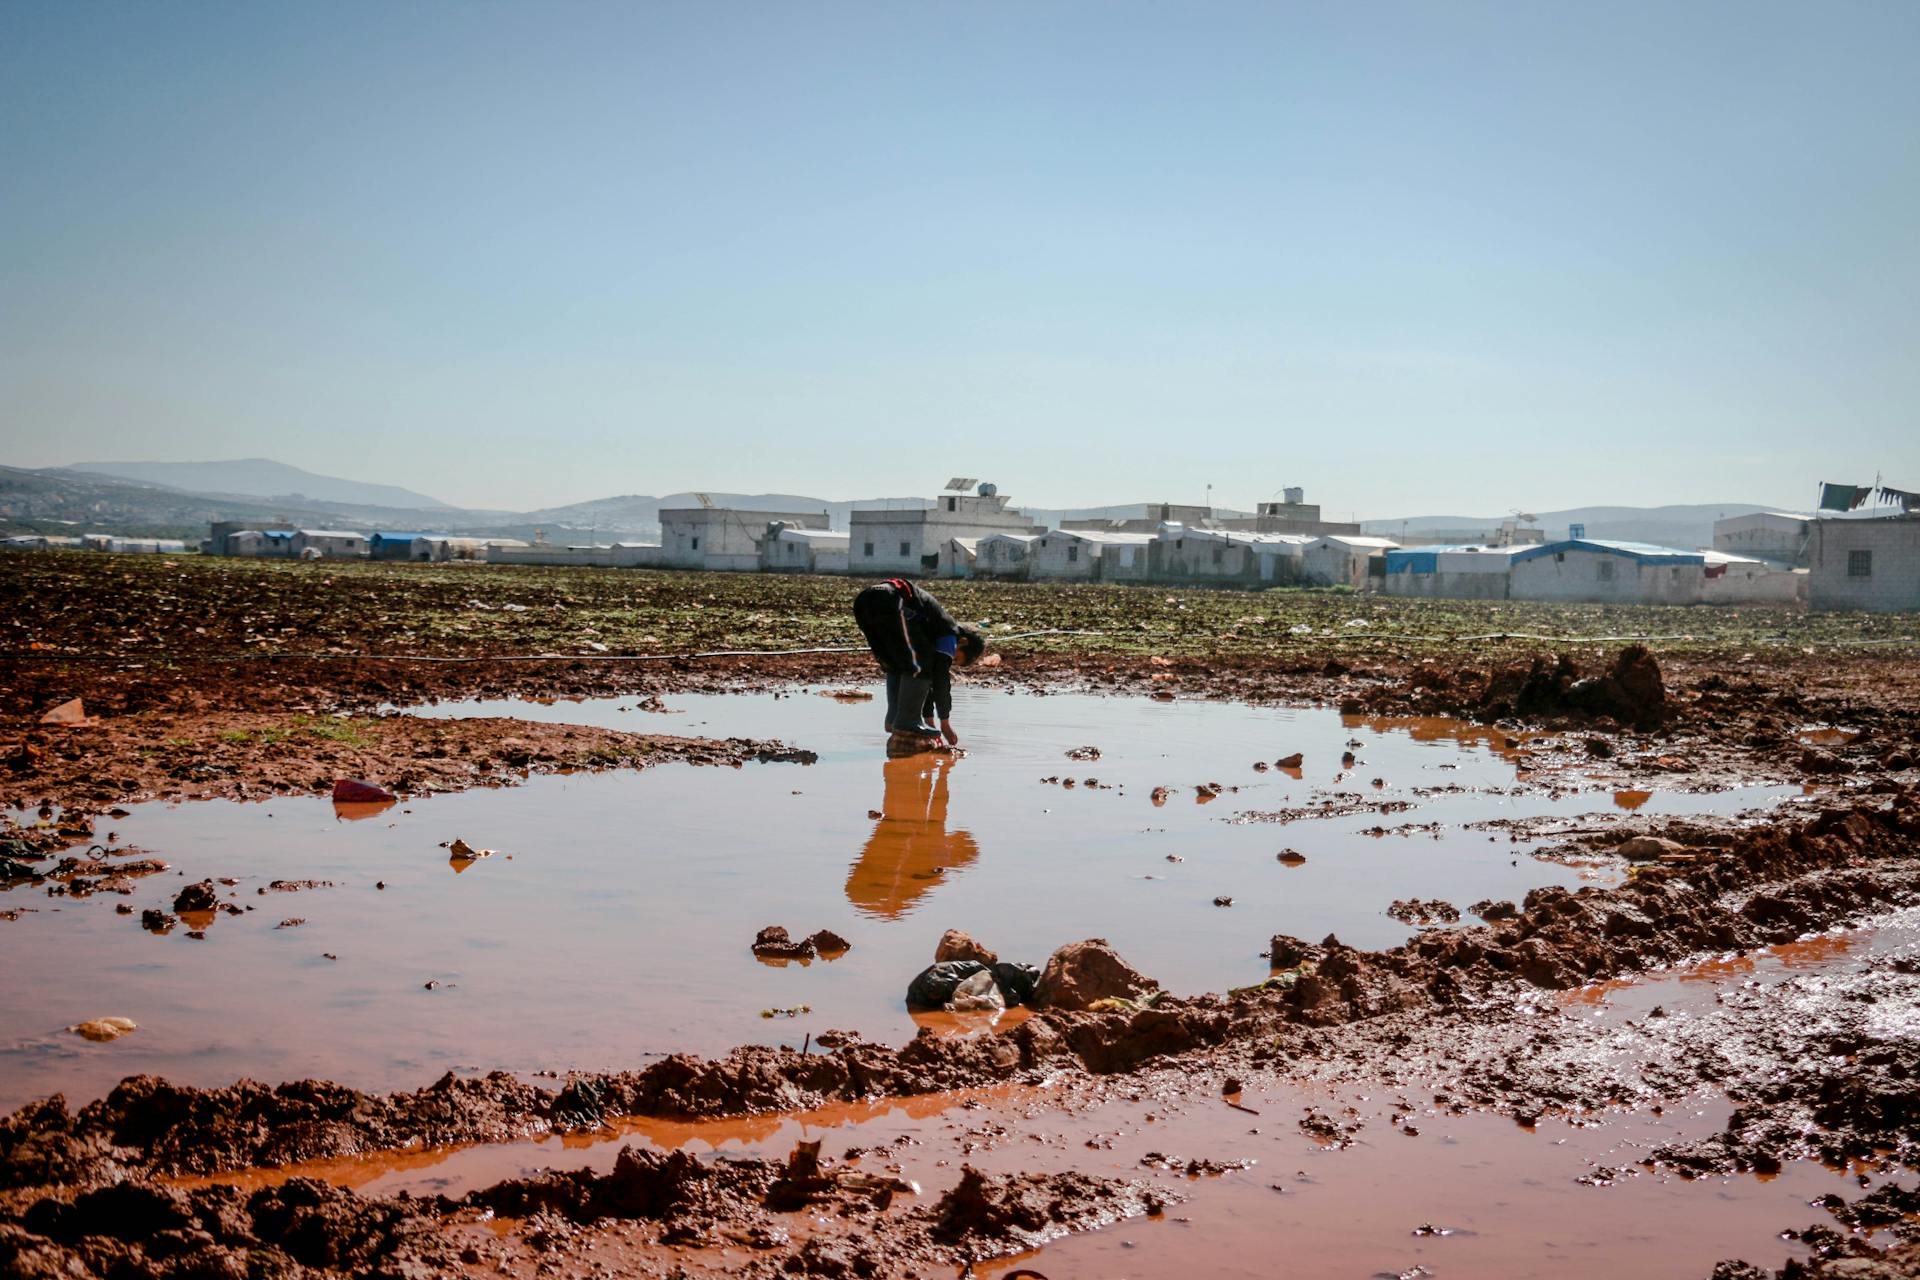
[977,482,997,497]
[1283,486,1304,505]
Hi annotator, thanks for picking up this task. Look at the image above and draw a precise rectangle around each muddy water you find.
[174,915,1916,1280]
[0,689,1797,1112]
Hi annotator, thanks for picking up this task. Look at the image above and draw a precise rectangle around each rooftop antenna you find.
[693,493,715,509]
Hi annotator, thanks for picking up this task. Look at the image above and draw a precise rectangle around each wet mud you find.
[8,557,1920,1276]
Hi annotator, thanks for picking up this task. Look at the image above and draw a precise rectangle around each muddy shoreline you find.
[5,781,1918,1276]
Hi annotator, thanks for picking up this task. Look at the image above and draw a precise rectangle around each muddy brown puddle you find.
[175,921,1920,1279]
[1,689,1800,1113]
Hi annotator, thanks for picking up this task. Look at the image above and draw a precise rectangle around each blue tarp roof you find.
[1511,538,1705,567]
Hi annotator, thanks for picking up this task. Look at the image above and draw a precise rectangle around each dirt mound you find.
[469,1144,774,1238]
[929,1165,1167,1248]
[1477,644,1669,728]
[0,1175,450,1279]
[1032,939,1158,1011]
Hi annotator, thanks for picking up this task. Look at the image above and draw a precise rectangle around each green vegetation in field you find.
[211,717,375,749]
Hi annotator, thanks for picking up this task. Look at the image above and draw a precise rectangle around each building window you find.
[1849,549,1873,578]
[1597,559,1615,581]
[946,497,956,511]
[691,537,699,551]
[1068,544,1078,563]
[1211,546,1223,566]
[863,542,874,557]
[899,541,911,557]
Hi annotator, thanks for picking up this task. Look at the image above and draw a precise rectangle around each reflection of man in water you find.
[845,754,980,919]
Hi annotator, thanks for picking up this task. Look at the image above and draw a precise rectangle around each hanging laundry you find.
[1875,485,1919,512]
[1819,482,1871,511]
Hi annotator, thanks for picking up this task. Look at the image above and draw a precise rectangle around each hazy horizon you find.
[5,2,1916,515]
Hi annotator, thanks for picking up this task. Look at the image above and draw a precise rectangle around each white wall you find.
[1509,549,1704,604]
[1809,518,1920,612]
[1382,570,1511,600]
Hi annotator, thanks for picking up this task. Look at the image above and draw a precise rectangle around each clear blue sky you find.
[3,1,1915,517]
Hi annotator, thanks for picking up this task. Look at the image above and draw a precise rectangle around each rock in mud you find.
[1615,835,1689,861]
[752,926,816,960]
[806,929,850,955]
[1033,939,1158,1011]
[1275,752,1304,768]
[1276,849,1307,865]
[171,881,218,913]
[1064,745,1101,761]
[1468,898,1518,921]
[934,929,997,966]
[138,909,174,933]
[67,1017,136,1043]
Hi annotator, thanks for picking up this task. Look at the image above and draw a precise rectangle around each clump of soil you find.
[751,926,850,961]
[1387,898,1460,926]
[929,1164,1169,1250]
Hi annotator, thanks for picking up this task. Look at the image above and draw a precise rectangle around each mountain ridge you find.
[72,459,452,511]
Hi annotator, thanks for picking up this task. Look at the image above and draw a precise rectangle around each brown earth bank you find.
[4,784,1918,1277]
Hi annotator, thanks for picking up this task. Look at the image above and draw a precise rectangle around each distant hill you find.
[72,459,452,511]
[7,460,1840,555]
[1361,503,1795,550]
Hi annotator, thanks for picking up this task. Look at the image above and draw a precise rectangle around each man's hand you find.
[941,719,960,746]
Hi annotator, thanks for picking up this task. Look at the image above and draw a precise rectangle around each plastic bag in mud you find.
[948,969,1005,1013]
[907,960,987,1009]
[905,959,1043,1010]
[989,961,1040,1007]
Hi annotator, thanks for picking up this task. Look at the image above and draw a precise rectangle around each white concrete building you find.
[848,486,1041,575]
[292,529,367,559]
[658,508,828,572]
[490,544,617,567]
[973,533,1039,580]
[1149,526,1313,584]
[761,525,850,574]
[1809,515,1920,612]
[1381,545,1527,599]
[228,530,297,557]
[1029,530,1156,581]
[97,538,187,555]
[1302,535,1400,588]
[1508,540,1707,605]
[1713,512,1814,568]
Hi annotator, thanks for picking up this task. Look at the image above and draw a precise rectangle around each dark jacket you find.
[853,579,960,676]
